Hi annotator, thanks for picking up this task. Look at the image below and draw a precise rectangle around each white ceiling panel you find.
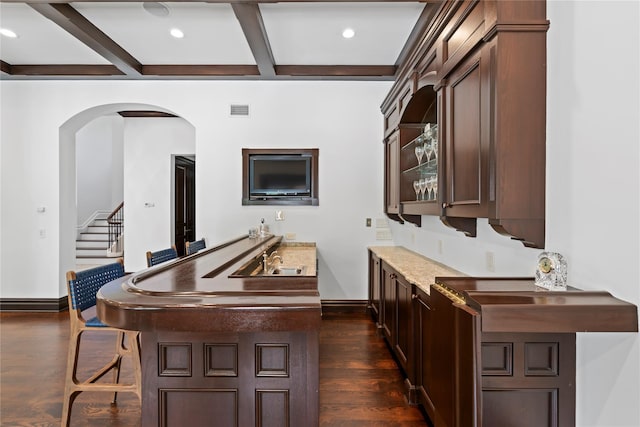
[260,2,425,65]
[0,3,111,65]
[72,2,256,65]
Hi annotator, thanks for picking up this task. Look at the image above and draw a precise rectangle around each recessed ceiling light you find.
[342,28,355,39]
[0,28,18,39]
[170,28,184,39]
[142,2,170,17]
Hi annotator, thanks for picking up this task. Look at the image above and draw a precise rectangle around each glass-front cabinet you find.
[400,123,439,213]
[389,85,440,225]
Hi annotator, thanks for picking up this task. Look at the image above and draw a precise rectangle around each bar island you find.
[97,235,320,427]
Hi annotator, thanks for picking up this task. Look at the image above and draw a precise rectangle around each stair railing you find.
[107,202,124,255]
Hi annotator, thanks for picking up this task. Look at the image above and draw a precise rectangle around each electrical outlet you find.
[438,240,443,254]
[486,251,495,272]
[275,210,284,221]
[285,233,296,241]
[366,218,372,227]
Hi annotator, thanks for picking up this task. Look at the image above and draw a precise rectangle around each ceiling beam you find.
[1,61,11,75]
[28,3,142,76]
[276,65,397,78]
[7,64,124,76]
[231,3,276,77]
[142,65,260,77]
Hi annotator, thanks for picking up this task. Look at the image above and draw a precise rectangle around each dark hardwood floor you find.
[0,310,429,426]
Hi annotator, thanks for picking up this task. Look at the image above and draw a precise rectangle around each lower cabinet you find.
[369,252,576,427]
[414,287,435,419]
[367,252,381,324]
[368,257,417,394]
[394,267,413,375]
[381,262,396,343]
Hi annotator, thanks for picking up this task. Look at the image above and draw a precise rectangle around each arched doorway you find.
[58,103,195,292]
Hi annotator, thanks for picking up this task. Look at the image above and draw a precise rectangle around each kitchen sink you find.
[269,266,307,275]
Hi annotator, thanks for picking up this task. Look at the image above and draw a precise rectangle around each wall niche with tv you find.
[242,148,319,206]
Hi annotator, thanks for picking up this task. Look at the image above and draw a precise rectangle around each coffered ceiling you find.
[0,1,438,80]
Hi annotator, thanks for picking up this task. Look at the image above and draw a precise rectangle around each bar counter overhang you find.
[97,235,321,427]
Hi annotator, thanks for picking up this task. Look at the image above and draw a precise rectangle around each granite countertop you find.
[368,246,464,294]
[275,242,317,276]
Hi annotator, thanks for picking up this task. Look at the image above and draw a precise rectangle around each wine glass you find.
[413,180,421,201]
[424,123,432,140]
[423,141,432,164]
[419,179,427,201]
[432,176,438,200]
[432,126,439,159]
[425,177,434,201]
[414,145,424,165]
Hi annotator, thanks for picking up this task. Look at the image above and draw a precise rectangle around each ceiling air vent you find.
[230,104,250,117]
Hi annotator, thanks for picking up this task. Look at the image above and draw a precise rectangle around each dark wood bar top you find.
[96,235,321,332]
[434,277,638,333]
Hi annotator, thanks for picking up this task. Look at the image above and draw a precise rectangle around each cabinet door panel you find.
[454,303,481,427]
[394,274,412,373]
[450,60,481,204]
[415,290,436,420]
[381,265,396,343]
[443,48,489,220]
[368,253,381,323]
[385,133,400,214]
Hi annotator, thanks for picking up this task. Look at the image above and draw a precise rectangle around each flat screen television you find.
[249,154,311,199]
[243,148,318,206]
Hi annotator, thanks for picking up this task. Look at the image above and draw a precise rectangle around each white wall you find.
[76,114,124,225]
[0,81,389,300]
[388,1,640,425]
[123,117,195,270]
[0,2,638,424]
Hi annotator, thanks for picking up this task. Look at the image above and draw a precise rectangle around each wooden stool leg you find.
[61,329,82,427]
[111,331,125,404]
[130,332,143,401]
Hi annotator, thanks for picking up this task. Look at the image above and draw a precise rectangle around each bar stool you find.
[61,259,141,427]
[146,245,178,267]
[185,238,206,255]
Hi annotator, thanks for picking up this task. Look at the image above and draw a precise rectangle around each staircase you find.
[75,214,118,266]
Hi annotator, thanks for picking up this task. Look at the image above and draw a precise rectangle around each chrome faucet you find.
[263,250,283,273]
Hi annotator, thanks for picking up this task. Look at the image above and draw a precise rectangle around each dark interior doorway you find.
[174,156,195,256]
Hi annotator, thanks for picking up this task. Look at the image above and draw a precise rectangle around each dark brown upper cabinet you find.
[380,0,548,248]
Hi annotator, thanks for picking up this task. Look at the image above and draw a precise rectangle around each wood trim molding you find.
[1,60,11,75]
[142,64,259,76]
[0,297,68,312]
[321,299,367,313]
[7,64,124,76]
[276,65,396,77]
[118,111,178,118]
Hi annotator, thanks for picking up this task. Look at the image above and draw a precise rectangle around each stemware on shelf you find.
[432,126,439,159]
[413,180,421,201]
[432,176,438,200]
[419,179,427,201]
[425,177,434,201]
[415,145,424,164]
[423,141,432,164]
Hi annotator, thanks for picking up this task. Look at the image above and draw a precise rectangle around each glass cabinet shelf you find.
[402,159,437,177]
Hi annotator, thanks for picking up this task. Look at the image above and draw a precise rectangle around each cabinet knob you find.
[442,202,449,209]
[411,294,418,300]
